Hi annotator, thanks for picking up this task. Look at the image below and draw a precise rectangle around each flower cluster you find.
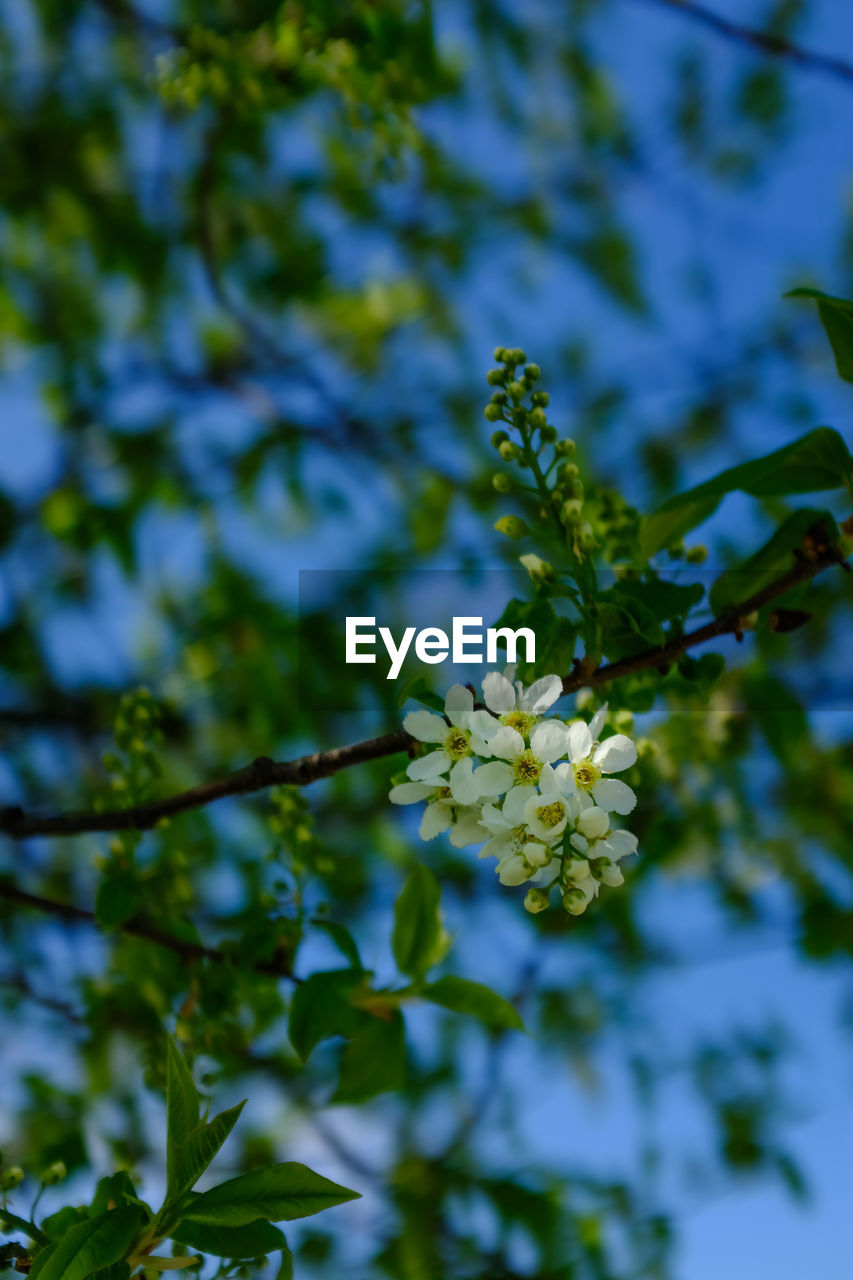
[390,670,639,916]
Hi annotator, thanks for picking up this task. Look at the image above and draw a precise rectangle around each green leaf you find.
[311,920,364,970]
[165,1036,200,1194]
[288,969,366,1062]
[786,287,853,381]
[27,1246,58,1279]
[709,509,837,616]
[392,863,441,978]
[94,873,140,929]
[741,673,809,767]
[171,1217,286,1258]
[167,1100,246,1202]
[642,428,853,556]
[181,1163,359,1227]
[333,1011,407,1104]
[422,977,524,1031]
[396,674,445,713]
[41,1207,87,1242]
[33,1207,141,1280]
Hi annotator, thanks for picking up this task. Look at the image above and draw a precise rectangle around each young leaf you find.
[165,1036,200,1193]
[94,873,139,929]
[642,428,853,556]
[312,919,364,970]
[171,1217,286,1258]
[288,969,366,1062]
[167,1100,246,1203]
[392,863,441,978]
[332,1011,407,1104]
[422,977,524,1031]
[786,287,853,381]
[137,1260,199,1272]
[180,1163,360,1227]
[33,1207,141,1280]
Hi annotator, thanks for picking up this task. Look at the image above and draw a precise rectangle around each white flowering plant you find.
[391,667,639,916]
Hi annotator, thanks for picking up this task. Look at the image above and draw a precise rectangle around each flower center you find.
[436,786,452,800]
[513,749,542,783]
[536,802,565,829]
[574,762,601,788]
[444,728,471,760]
[500,709,536,738]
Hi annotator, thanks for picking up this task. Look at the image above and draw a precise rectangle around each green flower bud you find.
[41,1161,66,1186]
[1,1166,24,1191]
[555,438,576,456]
[558,462,579,482]
[489,390,509,405]
[490,430,509,448]
[540,424,558,443]
[498,441,521,462]
[667,539,685,561]
[577,523,597,553]
[613,708,634,733]
[523,363,541,381]
[566,477,584,501]
[524,887,550,914]
[561,499,584,526]
[486,368,507,386]
[686,544,707,564]
[494,515,528,540]
[562,887,589,916]
[507,380,525,400]
[484,403,502,422]
[531,390,550,407]
[492,472,513,493]
[529,407,547,429]
[510,347,527,364]
[492,345,508,362]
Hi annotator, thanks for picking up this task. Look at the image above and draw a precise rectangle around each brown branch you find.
[0,537,846,842]
[627,0,853,88]
[0,879,299,980]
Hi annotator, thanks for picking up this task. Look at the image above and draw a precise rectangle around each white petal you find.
[502,784,539,824]
[489,725,524,761]
[553,762,579,797]
[530,719,568,765]
[520,674,563,714]
[419,801,452,840]
[389,782,434,805]
[403,709,448,743]
[445,683,474,725]
[468,709,501,742]
[449,757,480,805]
[565,720,593,763]
[449,808,486,848]
[497,854,531,886]
[539,763,559,793]
[593,734,637,773]
[479,801,510,833]
[587,703,608,740]
[532,856,562,885]
[482,671,516,715]
[601,829,638,860]
[565,856,591,882]
[569,833,589,853]
[478,833,512,860]
[591,778,637,816]
[473,760,515,797]
[576,806,610,840]
[407,752,450,783]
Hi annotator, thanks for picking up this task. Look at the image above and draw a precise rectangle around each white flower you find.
[523,791,572,842]
[476,785,552,883]
[389,780,484,847]
[553,705,638,815]
[467,667,564,746]
[403,684,490,804]
[472,719,569,794]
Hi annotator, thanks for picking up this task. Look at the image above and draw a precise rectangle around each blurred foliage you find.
[0,0,852,1277]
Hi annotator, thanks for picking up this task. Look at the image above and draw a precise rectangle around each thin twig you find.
[0,538,845,842]
[0,880,299,980]
[627,0,853,88]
